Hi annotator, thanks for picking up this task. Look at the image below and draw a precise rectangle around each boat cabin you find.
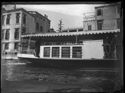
[20,29,120,60]
[40,40,104,59]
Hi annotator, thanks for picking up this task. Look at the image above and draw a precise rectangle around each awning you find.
[21,29,120,38]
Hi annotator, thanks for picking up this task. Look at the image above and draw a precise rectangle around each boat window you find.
[44,47,50,57]
[52,47,60,57]
[62,47,70,58]
[72,47,82,58]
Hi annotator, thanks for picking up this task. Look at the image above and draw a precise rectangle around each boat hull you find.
[18,57,120,69]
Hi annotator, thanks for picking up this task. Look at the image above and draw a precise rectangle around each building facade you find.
[61,3,120,32]
[95,3,120,30]
[83,3,120,31]
[1,8,50,59]
[54,3,121,59]
[83,12,96,31]
[28,11,50,33]
[83,3,121,59]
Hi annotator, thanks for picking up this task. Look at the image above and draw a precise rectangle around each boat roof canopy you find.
[22,29,120,38]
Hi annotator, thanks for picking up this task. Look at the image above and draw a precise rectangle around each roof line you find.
[95,2,120,8]
[21,29,120,38]
[28,11,50,21]
[2,8,36,18]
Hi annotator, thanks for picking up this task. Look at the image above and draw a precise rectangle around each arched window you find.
[88,25,92,30]
[5,43,9,50]
[23,14,26,24]
[44,47,50,57]
[117,19,120,29]
[6,14,11,25]
[16,13,20,24]
[36,23,39,32]
[1,29,4,40]
[15,28,19,40]
[14,42,19,50]
[2,15,5,25]
[40,26,43,32]
[97,20,103,30]
[22,27,26,35]
[5,29,10,40]
[97,9,103,16]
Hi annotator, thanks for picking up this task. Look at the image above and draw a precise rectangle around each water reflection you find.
[1,59,121,92]
[6,64,13,80]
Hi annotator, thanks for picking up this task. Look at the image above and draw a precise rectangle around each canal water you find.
[1,59,122,92]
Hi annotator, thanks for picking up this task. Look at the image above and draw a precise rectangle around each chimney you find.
[44,14,48,18]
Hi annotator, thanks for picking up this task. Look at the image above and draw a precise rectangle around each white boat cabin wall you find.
[39,40,104,59]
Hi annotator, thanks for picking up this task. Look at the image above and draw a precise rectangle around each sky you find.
[3,4,105,31]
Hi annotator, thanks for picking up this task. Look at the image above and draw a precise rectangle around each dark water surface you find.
[1,59,122,93]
